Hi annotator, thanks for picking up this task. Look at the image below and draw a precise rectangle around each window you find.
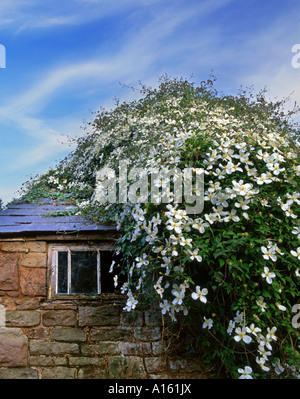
[49,244,120,297]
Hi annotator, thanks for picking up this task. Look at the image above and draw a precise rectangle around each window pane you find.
[100,251,126,293]
[100,251,115,293]
[57,251,68,294]
[71,251,98,294]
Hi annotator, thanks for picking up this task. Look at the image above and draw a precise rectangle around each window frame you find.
[48,243,115,299]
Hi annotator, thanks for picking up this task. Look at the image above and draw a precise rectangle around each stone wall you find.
[0,240,211,379]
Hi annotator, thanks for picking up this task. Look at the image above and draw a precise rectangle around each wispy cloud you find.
[2,0,297,170]
[0,0,238,36]
[230,7,300,118]
[0,0,166,32]
[0,1,236,178]
[0,0,299,204]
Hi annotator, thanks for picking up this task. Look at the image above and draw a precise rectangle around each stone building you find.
[0,199,210,379]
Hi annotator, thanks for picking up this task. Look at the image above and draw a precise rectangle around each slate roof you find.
[0,199,116,236]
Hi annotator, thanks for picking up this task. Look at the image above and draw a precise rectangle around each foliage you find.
[16,76,300,378]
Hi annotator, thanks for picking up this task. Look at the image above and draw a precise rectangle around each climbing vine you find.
[17,76,300,378]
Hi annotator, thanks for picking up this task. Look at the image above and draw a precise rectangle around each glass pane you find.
[100,251,126,293]
[57,251,68,294]
[71,251,98,294]
[100,251,115,293]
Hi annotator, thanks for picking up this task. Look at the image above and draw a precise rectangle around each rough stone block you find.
[0,328,28,367]
[152,341,168,356]
[121,310,144,327]
[21,252,46,267]
[54,356,68,366]
[42,311,77,326]
[1,241,46,253]
[69,357,106,367]
[0,305,5,328]
[30,341,79,356]
[0,252,19,291]
[15,298,40,310]
[54,357,68,366]
[108,356,147,379]
[4,291,19,297]
[134,327,161,342]
[81,343,120,356]
[41,367,76,379]
[6,310,40,327]
[0,298,15,311]
[0,367,38,379]
[29,356,54,367]
[90,327,132,342]
[25,327,50,340]
[169,356,206,372]
[52,327,86,342]
[78,366,107,379]
[144,357,168,374]
[78,305,120,326]
[119,342,152,356]
[20,267,46,296]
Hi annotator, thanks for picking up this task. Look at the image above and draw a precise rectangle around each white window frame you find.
[48,243,113,298]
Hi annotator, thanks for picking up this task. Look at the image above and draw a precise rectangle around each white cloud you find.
[1,0,297,168]
[0,0,166,32]
[1,0,299,205]
[2,1,234,112]
[231,11,300,121]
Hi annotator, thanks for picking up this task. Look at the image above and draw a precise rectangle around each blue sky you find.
[0,0,299,204]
